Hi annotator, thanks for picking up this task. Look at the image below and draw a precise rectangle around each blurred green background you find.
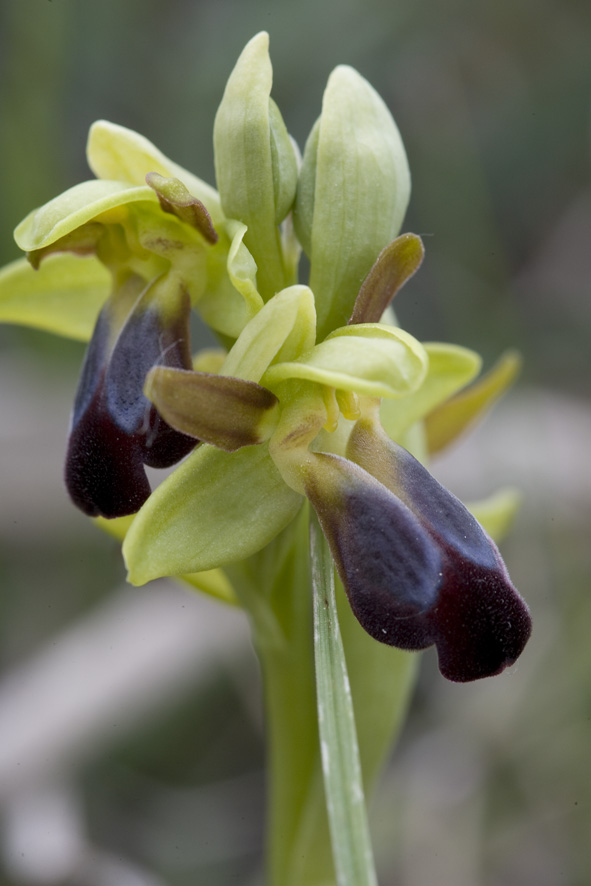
[0,1,589,884]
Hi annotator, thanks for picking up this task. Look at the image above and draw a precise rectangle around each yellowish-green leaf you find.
[425,350,522,455]
[381,342,482,441]
[0,254,110,340]
[87,120,224,225]
[263,324,427,398]
[123,443,303,584]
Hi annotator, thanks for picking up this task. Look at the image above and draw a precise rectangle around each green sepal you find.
[86,120,223,226]
[213,32,295,300]
[221,285,316,382]
[294,65,410,339]
[381,342,482,442]
[14,180,158,253]
[466,488,522,543]
[263,324,427,399]
[123,443,304,584]
[349,233,424,325]
[0,254,110,340]
[94,515,238,605]
[425,350,522,455]
[145,366,279,451]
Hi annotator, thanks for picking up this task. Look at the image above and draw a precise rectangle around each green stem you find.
[310,512,379,886]
[231,505,418,886]
[231,506,335,886]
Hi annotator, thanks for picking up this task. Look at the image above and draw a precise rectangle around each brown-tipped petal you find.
[304,452,441,650]
[146,172,218,243]
[145,367,279,452]
[348,233,424,325]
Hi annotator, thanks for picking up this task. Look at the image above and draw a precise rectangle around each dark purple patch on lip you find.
[306,450,531,682]
[65,281,196,518]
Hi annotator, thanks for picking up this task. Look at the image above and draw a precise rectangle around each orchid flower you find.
[0,31,531,886]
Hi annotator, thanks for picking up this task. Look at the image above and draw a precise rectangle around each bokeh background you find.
[1,1,590,884]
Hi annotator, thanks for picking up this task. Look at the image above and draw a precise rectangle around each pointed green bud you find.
[294,65,411,339]
[213,32,298,300]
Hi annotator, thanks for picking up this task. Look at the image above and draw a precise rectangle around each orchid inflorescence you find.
[1,31,530,688]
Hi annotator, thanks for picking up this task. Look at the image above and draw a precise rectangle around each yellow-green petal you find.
[263,324,427,398]
[123,443,303,584]
[381,342,482,441]
[425,350,522,455]
[87,120,223,225]
[221,285,316,382]
[0,254,110,340]
[14,180,157,252]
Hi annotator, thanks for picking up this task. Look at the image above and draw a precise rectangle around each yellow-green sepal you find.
[213,32,296,300]
[86,120,223,226]
[94,515,238,604]
[221,285,316,382]
[466,488,522,543]
[425,350,522,455]
[381,342,482,441]
[294,65,410,339]
[14,180,158,253]
[263,324,428,398]
[123,443,303,585]
[0,254,110,340]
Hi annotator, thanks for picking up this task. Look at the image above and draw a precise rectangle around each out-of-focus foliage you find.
[0,1,589,884]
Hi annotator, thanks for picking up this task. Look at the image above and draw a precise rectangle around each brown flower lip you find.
[65,284,196,519]
[305,451,531,683]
